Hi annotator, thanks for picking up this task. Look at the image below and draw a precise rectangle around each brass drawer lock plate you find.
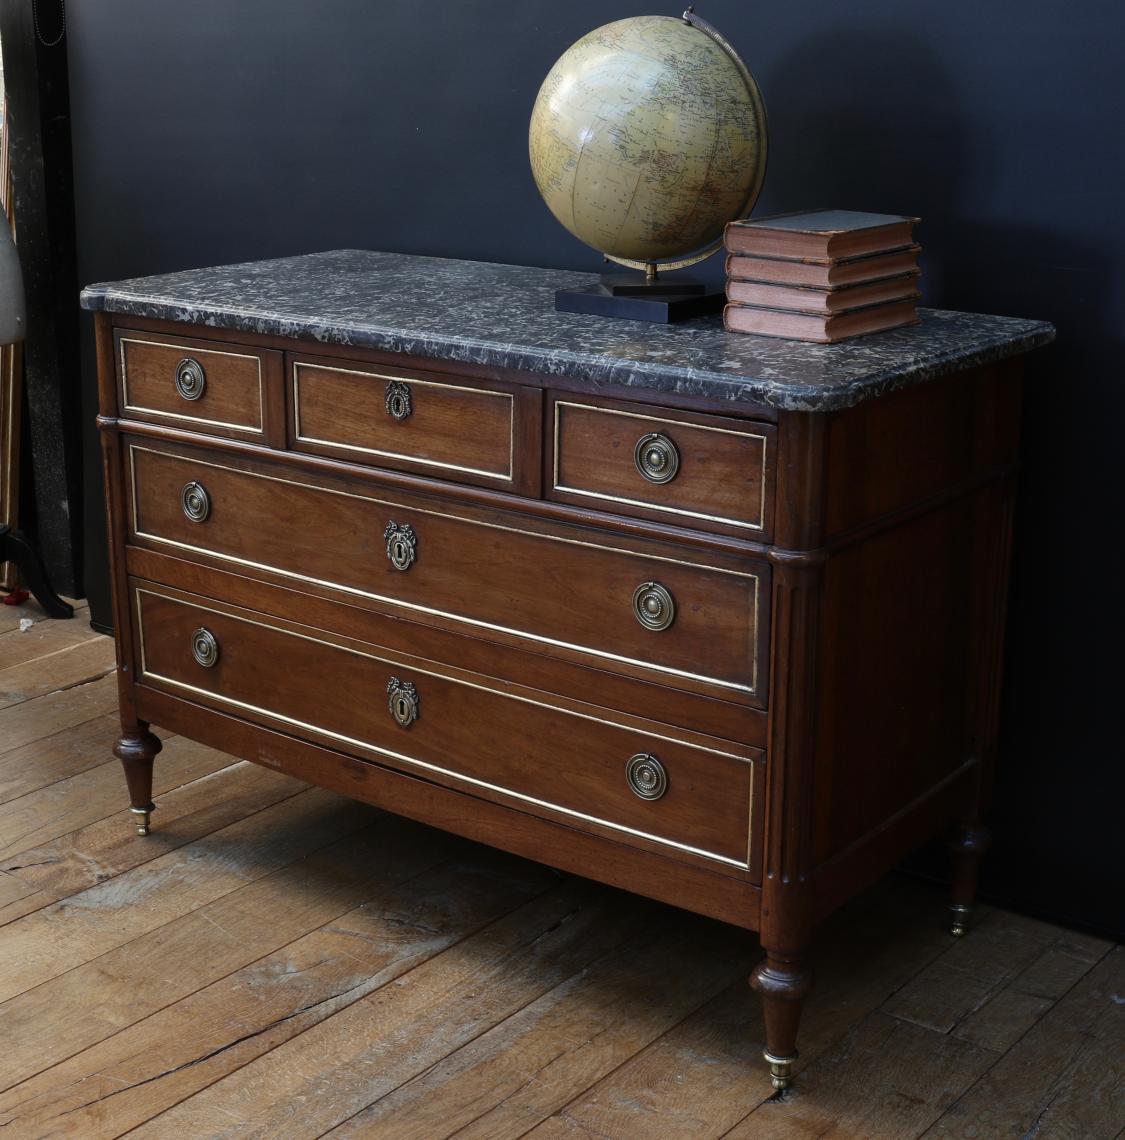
[384,521,417,571]
[385,379,413,421]
[387,676,419,727]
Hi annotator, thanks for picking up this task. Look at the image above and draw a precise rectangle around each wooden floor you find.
[0,597,1121,1140]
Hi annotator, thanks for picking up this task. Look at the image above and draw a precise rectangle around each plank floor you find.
[0,595,1121,1139]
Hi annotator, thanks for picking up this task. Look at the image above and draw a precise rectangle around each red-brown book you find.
[725,210,918,261]
[725,244,921,288]
[726,273,921,316]
[723,299,919,343]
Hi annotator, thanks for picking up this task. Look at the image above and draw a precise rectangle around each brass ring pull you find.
[175,357,206,401]
[191,627,219,668]
[384,521,417,571]
[634,432,679,484]
[385,379,412,421]
[632,581,675,631]
[181,480,211,523]
[626,753,667,800]
[387,676,419,727]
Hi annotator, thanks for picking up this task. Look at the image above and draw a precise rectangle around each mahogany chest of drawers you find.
[83,251,1054,1088]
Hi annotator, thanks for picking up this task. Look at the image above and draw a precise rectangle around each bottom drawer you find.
[132,581,760,870]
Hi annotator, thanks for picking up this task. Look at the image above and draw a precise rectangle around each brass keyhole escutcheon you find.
[387,676,419,727]
[634,432,679,484]
[632,581,675,631]
[626,753,667,800]
[181,480,211,523]
[385,379,413,422]
[175,357,206,401]
[190,627,219,668]
[384,521,417,571]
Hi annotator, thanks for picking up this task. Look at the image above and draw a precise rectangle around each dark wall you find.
[68,1,1124,936]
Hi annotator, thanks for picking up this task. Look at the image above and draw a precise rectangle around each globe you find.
[529,13,768,272]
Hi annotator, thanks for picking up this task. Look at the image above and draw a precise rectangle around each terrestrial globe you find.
[528,12,767,275]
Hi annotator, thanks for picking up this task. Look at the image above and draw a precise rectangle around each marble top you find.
[81,249,1054,412]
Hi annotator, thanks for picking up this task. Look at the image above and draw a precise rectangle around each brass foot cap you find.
[130,806,154,836]
[763,1049,798,1091]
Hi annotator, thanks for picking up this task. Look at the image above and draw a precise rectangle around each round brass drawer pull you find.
[626,753,667,800]
[385,379,413,421]
[175,357,206,401]
[181,480,211,523]
[632,581,675,631]
[191,627,219,668]
[387,676,419,727]
[634,432,679,484]
[384,521,417,571]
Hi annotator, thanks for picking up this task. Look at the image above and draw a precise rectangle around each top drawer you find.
[289,353,541,494]
[115,329,282,443]
[549,395,775,539]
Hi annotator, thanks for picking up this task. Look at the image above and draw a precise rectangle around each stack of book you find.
[723,210,922,342]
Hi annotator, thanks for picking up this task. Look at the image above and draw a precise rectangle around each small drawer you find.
[115,329,282,442]
[549,395,775,539]
[289,353,540,494]
[125,440,768,706]
[133,582,762,869]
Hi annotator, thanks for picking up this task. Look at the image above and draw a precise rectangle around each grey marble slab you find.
[81,249,1054,412]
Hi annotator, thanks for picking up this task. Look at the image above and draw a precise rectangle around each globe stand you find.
[556,265,725,324]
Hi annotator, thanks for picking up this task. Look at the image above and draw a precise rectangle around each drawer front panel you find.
[127,442,765,702]
[134,584,757,866]
[550,397,775,538]
[290,355,534,491]
[116,329,279,439]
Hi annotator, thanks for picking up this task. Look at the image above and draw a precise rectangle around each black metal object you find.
[554,284,726,323]
[0,522,74,617]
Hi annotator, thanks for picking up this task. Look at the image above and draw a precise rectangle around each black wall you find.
[68,1,1124,937]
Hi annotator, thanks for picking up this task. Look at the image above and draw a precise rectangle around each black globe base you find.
[0,524,74,618]
[555,283,726,324]
[599,273,711,297]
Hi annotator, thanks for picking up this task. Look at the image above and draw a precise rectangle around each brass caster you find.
[130,806,154,836]
[949,903,972,937]
[763,1049,797,1091]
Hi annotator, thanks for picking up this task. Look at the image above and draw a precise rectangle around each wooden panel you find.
[824,361,1022,540]
[289,353,541,494]
[549,393,775,539]
[125,439,768,705]
[133,582,762,869]
[115,328,283,443]
[811,493,993,866]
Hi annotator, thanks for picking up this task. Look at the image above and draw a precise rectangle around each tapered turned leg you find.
[750,953,814,1091]
[113,725,162,835]
[948,822,990,936]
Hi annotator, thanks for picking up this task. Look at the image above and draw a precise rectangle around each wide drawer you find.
[549,394,775,539]
[289,353,540,493]
[115,328,282,442]
[132,582,761,869]
[125,439,767,705]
